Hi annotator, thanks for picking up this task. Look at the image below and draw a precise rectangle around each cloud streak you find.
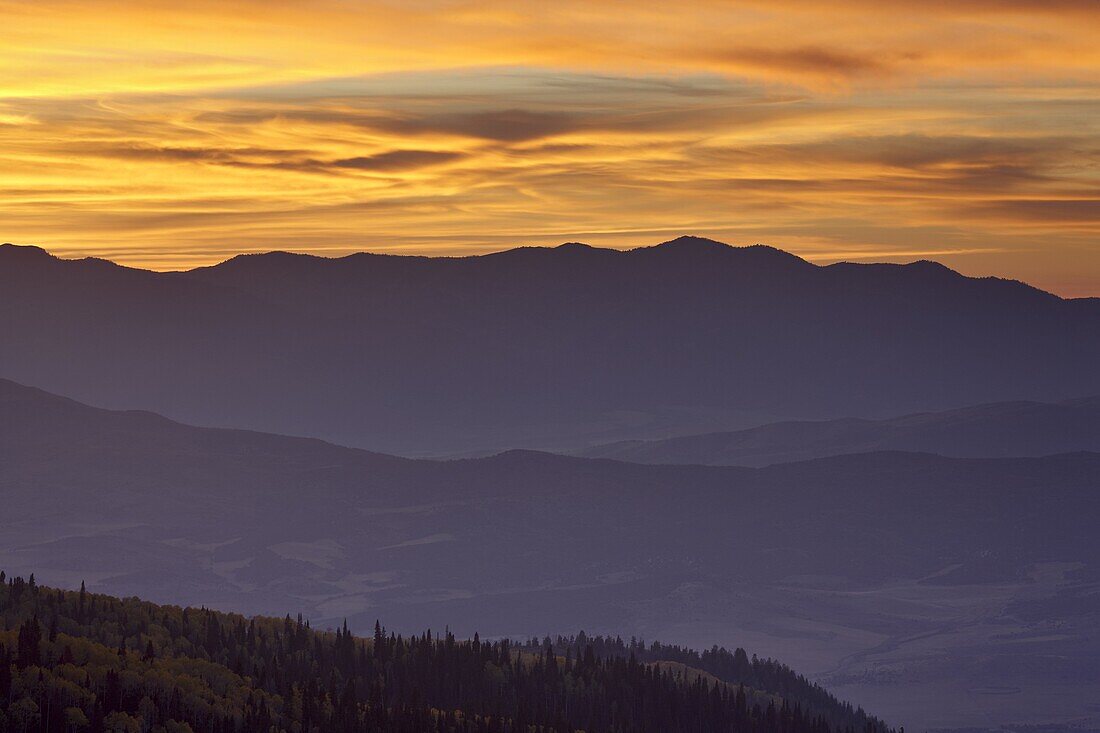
[0,0,1097,295]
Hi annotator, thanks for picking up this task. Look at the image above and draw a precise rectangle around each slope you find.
[0,573,891,733]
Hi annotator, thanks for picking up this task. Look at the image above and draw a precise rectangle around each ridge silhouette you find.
[2,236,1098,455]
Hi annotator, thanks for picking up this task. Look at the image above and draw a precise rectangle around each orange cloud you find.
[0,0,1097,295]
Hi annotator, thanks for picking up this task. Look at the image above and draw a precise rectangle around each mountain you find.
[2,379,1099,730]
[0,575,891,733]
[575,396,1100,466]
[3,237,1100,455]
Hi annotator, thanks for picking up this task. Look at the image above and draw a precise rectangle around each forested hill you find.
[519,635,879,731]
[0,574,892,733]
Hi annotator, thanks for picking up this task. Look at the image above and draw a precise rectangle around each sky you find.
[1,0,1097,295]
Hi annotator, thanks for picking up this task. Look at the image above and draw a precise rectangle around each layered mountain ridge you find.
[574,396,1100,465]
[1,378,1099,729]
[4,236,1098,455]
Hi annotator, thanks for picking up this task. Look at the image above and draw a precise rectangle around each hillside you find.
[3,237,1100,454]
[0,573,890,733]
[574,397,1100,466]
[1,379,1099,729]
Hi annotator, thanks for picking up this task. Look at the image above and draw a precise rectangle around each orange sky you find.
[1,0,1097,294]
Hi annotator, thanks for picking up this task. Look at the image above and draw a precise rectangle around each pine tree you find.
[16,616,41,668]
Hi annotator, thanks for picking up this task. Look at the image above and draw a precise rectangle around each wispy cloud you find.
[0,0,1097,295]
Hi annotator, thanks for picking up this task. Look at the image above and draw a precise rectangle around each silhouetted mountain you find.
[575,397,1100,465]
[1,379,1098,729]
[3,237,1100,455]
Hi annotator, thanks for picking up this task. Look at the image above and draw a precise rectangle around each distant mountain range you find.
[575,396,1100,466]
[2,377,1099,730]
[3,236,1099,455]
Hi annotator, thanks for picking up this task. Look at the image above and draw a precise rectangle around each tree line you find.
[517,633,885,732]
[0,572,895,733]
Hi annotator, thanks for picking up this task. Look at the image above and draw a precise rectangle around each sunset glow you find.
[2,0,1098,293]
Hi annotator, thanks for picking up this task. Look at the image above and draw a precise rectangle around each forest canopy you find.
[0,572,892,733]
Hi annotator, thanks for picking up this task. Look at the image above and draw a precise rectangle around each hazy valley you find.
[2,376,1098,730]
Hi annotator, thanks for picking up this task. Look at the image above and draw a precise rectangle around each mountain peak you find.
[0,242,54,262]
[641,236,812,269]
[554,241,598,253]
[222,250,319,265]
[904,259,956,276]
[0,244,128,275]
[649,235,731,252]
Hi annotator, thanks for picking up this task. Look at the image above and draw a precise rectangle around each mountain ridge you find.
[3,236,1099,455]
[0,237,1076,301]
[8,374,1100,472]
[573,396,1100,466]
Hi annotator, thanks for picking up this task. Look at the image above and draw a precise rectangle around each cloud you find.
[87,144,311,163]
[35,138,466,175]
[437,109,576,142]
[698,46,900,78]
[332,150,466,170]
[816,0,1099,13]
[684,134,1091,199]
[0,1,1097,293]
[961,199,1100,224]
[370,109,579,142]
[193,107,578,142]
